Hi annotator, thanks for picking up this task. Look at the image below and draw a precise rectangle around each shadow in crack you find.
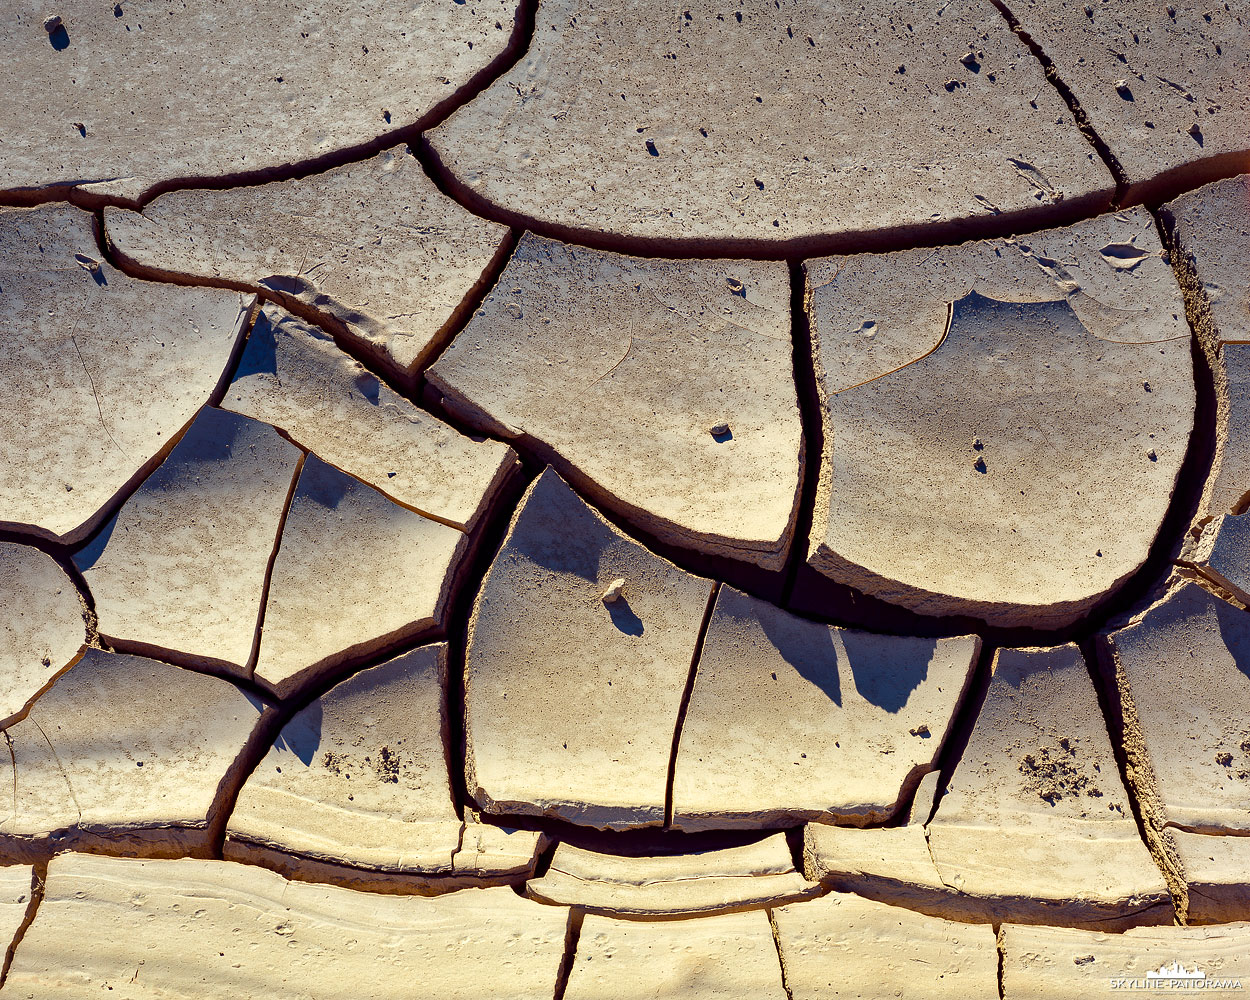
[272,699,322,766]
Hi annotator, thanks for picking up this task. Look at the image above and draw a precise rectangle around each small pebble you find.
[601,578,625,603]
[43,13,62,32]
[710,422,730,436]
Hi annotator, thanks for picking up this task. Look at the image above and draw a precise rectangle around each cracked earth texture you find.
[1,1,1250,997]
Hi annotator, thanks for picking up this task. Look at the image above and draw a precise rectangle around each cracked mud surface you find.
[3,1,1250,996]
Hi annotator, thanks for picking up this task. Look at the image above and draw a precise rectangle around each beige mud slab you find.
[76,406,302,674]
[0,0,522,204]
[5,854,568,999]
[1100,582,1250,835]
[806,253,1192,625]
[104,151,510,374]
[1173,829,1250,925]
[0,203,252,544]
[1004,1,1250,201]
[222,307,516,531]
[1166,176,1250,523]
[464,468,714,830]
[670,586,979,830]
[1000,921,1250,1000]
[230,644,538,880]
[772,891,1000,999]
[565,909,787,1000]
[805,208,1188,396]
[0,865,33,959]
[925,645,1170,927]
[427,0,1110,248]
[252,457,468,694]
[429,234,800,569]
[0,541,87,725]
[1166,174,1250,351]
[0,648,259,858]
[525,834,819,917]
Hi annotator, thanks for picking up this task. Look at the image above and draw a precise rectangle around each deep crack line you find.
[989,0,1130,204]
[664,582,720,830]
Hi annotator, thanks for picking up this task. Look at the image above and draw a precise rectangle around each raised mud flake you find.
[772,891,999,1000]
[1102,582,1250,837]
[429,234,799,569]
[525,834,819,917]
[0,1,521,204]
[1191,513,1250,605]
[809,290,1193,628]
[0,542,86,725]
[925,645,1170,927]
[0,203,251,544]
[0,648,260,857]
[1003,1,1250,199]
[222,307,516,532]
[805,206,1187,397]
[669,586,979,830]
[6,854,569,999]
[75,407,302,674]
[464,468,714,831]
[1000,922,1250,999]
[104,151,511,375]
[252,456,468,695]
[228,643,541,886]
[565,909,787,1000]
[427,0,1110,247]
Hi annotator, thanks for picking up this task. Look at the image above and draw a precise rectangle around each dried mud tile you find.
[1002,1,1250,198]
[5,853,568,998]
[525,834,819,917]
[0,204,251,544]
[564,909,787,1000]
[808,287,1193,628]
[252,457,467,694]
[231,644,470,876]
[1102,583,1250,836]
[670,586,979,830]
[772,891,999,1000]
[428,234,799,569]
[464,468,714,830]
[105,151,510,374]
[1,1,521,202]
[925,645,1170,926]
[0,865,33,967]
[75,407,302,674]
[1167,175,1250,348]
[223,306,515,531]
[1000,921,1250,999]
[0,649,260,857]
[0,543,86,726]
[428,0,1110,246]
[1172,829,1250,925]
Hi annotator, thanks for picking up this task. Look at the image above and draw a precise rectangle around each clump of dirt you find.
[1019,737,1104,805]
